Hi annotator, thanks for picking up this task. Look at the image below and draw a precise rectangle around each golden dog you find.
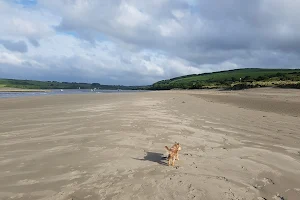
[165,142,182,166]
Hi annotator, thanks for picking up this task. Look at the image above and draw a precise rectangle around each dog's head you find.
[174,142,182,151]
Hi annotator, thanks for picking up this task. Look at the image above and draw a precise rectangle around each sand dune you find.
[0,88,299,200]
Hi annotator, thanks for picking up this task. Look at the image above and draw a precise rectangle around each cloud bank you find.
[0,0,300,85]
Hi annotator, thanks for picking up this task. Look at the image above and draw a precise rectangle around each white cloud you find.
[159,19,184,37]
[0,51,46,69]
[0,52,23,65]
[0,1,58,45]
[0,30,202,84]
[117,2,150,28]
[0,0,300,85]
[172,9,185,19]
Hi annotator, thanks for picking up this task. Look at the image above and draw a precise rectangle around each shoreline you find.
[0,85,299,93]
[0,88,50,92]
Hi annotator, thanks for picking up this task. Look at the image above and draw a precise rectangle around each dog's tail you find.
[165,146,171,151]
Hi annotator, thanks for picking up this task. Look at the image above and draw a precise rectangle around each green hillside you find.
[150,68,300,90]
[0,79,146,90]
[2,68,300,91]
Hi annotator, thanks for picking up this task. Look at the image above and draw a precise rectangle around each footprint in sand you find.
[17,179,39,185]
[190,162,198,169]
[9,193,24,199]
[187,184,197,199]
[216,176,228,182]
[133,184,142,191]
[128,174,134,179]
[272,193,285,200]
[257,197,267,200]
[262,177,274,185]
[253,177,274,190]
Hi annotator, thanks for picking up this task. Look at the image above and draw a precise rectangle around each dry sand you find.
[0,88,300,200]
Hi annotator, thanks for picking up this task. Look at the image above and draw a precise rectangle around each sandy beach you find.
[0,88,300,200]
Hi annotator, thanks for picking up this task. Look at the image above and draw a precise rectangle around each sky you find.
[0,0,300,85]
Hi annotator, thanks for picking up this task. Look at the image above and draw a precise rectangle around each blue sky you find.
[1,0,300,85]
[13,0,37,6]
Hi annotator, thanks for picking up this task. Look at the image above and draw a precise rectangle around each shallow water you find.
[0,89,145,98]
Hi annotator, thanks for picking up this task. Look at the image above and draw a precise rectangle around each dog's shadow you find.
[133,152,168,166]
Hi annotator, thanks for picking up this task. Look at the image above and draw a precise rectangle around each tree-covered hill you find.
[150,68,300,90]
[0,79,146,90]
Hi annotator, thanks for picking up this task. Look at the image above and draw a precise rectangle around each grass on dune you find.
[150,68,300,90]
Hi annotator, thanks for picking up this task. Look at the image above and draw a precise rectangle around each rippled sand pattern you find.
[0,89,299,200]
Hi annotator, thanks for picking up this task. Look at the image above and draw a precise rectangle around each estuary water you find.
[0,89,146,98]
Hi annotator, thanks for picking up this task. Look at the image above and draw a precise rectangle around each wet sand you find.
[0,88,299,200]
